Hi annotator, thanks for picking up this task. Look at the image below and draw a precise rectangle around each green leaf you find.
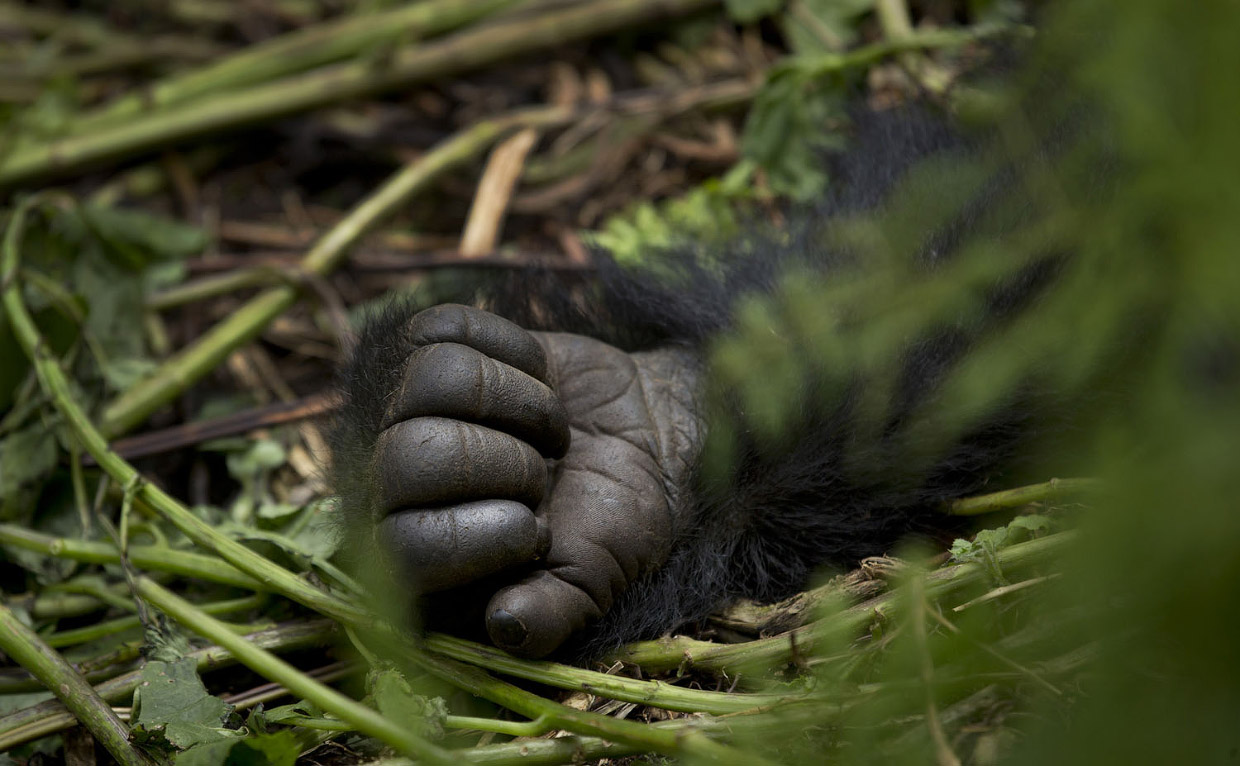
[131,659,237,753]
[175,731,300,766]
[79,204,207,268]
[225,439,289,481]
[0,312,27,413]
[741,65,847,200]
[1008,514,1053,535]
[98,356,160,391]
[589,174,755,270]
[0,424,58,506]
[724,0,784,23]
[368,666,447,741]
[781,0,874,54]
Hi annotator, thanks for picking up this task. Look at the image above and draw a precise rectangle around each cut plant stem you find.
[425,633,788,714]
[46,593,267,649]
[613,531,1074,675]
[65,0,524,135]
[404,647,775,766]
[0,602,156,766]
[0,0,718,187]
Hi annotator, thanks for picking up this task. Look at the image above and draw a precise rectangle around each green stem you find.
[0,5,220,66]
[275,712,551,738]
[0,0,717,187]
[945,477,1101,515]
[614,531,1074,674]
[425,633,786,714]
[135,578,455,765]
[0,602,156,766]
[0,619,336,752]
[68,0,524,135]
[13,579,142,621]
[26,591,109,620]
[0,524,262,591]
[445,714,550,737]
[46,593,266,649]
[406,648,771,766]
[145,267,294,310]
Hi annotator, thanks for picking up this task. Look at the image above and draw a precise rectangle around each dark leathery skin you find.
[376,417,547,512]
[485,335,702,657]
[370,305,703,657]
[406,304,550,382]
[382,342,569,459]
[380,500,551,592]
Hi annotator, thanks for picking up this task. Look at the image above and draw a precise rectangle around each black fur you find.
[331,107,1073,658]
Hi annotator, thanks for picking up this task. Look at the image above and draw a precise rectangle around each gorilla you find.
[328,107,1068,659]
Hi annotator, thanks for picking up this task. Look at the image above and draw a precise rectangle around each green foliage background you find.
[702,0,1240,761]
[0,0,1237,762]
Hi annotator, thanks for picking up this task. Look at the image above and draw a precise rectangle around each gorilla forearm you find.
[328,108,1034,658]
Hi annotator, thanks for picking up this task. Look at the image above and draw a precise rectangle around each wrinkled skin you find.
[368,304,702,658]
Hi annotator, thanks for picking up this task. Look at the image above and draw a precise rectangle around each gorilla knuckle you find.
[387,340,570,458]
[375,417,546,514]
[406,304,550,383]
[380,500,543,592]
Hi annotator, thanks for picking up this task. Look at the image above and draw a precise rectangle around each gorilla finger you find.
[408,304,550,385]
[383,342,570,459]
[485,571,602,658]
[376,417,546,513]
[380,500,551,593]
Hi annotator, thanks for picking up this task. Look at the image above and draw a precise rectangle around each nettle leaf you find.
[287,497,343,561]
[0,312,26,413]
[262,700,323,725]
[781,0,874,54]
[79,204,207,268]
[175,731,300,766]
[12,202,204,400]
[216,517,350,593]
[225,439,288,480]
[131,658,237,753]
[98,356,161,392]
[1008,513,1053,537]
[0,425,58,508]
[71,243,148,362]
[741,63,848,201]
[368,666,447,741]
[590,168,756,270]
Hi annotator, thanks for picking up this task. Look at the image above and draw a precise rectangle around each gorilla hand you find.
[365,304,702,658]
